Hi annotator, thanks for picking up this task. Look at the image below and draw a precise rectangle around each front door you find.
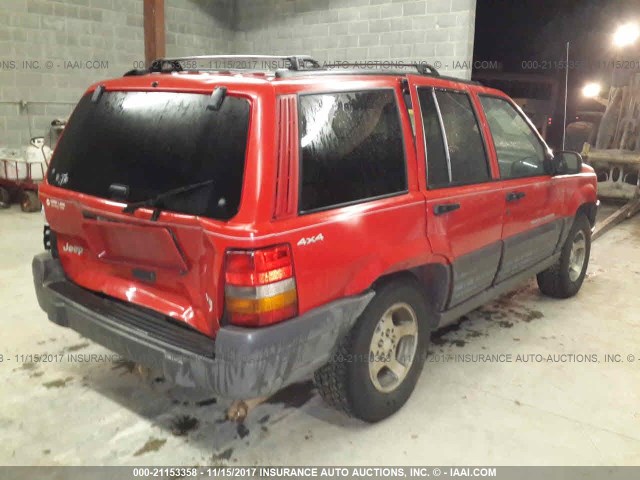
[412,80,504,308]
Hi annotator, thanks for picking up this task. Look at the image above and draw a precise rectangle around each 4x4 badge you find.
[297,233,324,247]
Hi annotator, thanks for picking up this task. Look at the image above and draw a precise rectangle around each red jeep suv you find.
[33,55,598,422]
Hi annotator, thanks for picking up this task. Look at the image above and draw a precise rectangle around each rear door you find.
[477,95,563,282]
[410,78,505,308]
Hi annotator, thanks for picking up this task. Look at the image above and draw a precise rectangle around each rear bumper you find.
[32,253,373,399]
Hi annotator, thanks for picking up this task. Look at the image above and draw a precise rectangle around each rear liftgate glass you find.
[48,89,250,220]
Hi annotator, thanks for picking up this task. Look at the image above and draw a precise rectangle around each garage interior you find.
[1,0,640,468]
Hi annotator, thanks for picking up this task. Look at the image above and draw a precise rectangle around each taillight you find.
[224,244,298,327]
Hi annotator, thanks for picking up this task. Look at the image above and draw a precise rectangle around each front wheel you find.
[537,214,591,298]
[314,278,430,422]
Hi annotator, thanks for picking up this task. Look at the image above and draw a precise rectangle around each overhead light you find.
[613,22,640,48]
[582,82,602,98]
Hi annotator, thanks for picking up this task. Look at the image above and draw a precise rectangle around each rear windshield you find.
[48,90,250,220]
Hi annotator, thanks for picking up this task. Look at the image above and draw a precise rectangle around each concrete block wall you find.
[233,0,477,79]
[0,0,141,147]
[0,0,234,147]
[0,0,476,147]
[165,0,234,58]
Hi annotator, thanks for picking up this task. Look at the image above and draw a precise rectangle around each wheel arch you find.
[370,262,451,331]
[567,182,598,227]
[576,201,597,228]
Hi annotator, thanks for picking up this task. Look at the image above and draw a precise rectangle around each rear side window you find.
[48,91,250,220]
[434,90,489,185]
[479,95,546,179]
[298,90,406,213]
[418,88,490,188]
[417,88,449,188]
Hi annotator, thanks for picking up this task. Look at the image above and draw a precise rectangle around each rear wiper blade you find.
[122,179,214,220]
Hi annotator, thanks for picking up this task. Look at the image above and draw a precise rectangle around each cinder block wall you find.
[234,0,477,79]
[0,0,476,147]
[166,0,234,57]
[0,0,234,147]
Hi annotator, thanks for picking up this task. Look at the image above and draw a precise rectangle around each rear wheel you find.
[537,214,591,298]
[0,187,10,208]
[314,278,429,422]
[20,190,41,213]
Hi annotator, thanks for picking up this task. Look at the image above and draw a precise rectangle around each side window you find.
[417,88,490,188]
[479,96,546,179]
[298,90,406,213]
[417,88,449,188]
[434,90,490,185]
[403,92,416,135]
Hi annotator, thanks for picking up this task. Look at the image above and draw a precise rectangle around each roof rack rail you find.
[123,55,322,76]
[121,55,447,80]
[321,61,440,77]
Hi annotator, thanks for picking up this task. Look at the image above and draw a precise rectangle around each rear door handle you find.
[433,203,461,215]
[506,191,526,202]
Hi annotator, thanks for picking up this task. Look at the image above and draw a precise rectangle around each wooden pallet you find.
[592,195,640,241]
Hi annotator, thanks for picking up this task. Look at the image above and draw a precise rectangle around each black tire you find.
[314,278,430,423]
[537,214,591,298]
[0,187,10,208]
[20,190,42,213]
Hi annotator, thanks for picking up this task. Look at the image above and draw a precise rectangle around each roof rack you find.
[123,55,322,76]
[320,61,440,77]
[122,55,456,82]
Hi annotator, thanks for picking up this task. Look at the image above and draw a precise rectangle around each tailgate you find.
[45,200,224,337]
[39,88,253,337]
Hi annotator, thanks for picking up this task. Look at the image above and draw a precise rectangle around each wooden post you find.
[144,0,165,68]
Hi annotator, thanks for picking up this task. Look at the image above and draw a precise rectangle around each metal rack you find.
[320,61,440,76]
[123,55,321,76]
[123,54,445,79]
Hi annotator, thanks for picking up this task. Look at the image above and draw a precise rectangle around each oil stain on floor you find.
[430,287,546,348]
[236,423,250,439]
[42,376,73,388]
[62,342,91,353]
[210,447,234,462]
[133,437,167,457]
[170,415,200,436]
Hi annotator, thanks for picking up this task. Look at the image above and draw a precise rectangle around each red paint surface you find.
[41,72,598,338]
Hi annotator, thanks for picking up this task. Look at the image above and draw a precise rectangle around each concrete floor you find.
[1,203,639,466]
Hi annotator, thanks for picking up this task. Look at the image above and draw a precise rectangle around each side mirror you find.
[553,151,583,175]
